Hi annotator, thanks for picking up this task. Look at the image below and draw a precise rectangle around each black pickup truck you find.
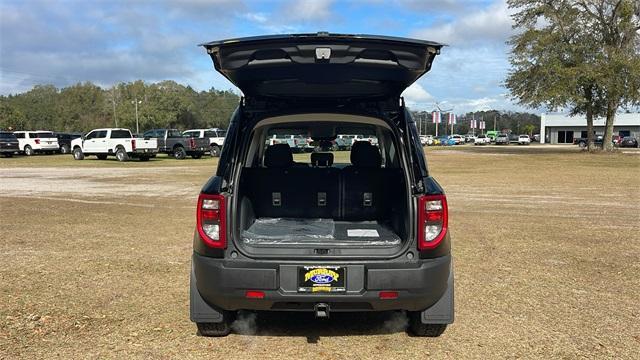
[143,129,209,159]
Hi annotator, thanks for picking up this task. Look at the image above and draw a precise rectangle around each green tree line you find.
[0,80,241,133]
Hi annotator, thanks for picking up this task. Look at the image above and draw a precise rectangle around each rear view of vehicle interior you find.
[233,114,411,255]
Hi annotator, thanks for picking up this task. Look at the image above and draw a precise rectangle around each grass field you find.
[1,147,639,359]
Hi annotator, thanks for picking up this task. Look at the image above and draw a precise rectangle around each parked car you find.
[495,134,509,145]
[450,134,464,145]
[532,134,540,142]
[183,128,226,157]
[517,135,531,145]
[420,135,434,146]
[335,134,356,150]
[618,136,638,148]
[190,33,453,338]
[474,134,490,145]
[437,135,454,146]
[143,129,209,159]
[55,132,82,154]
[0,131,20,157]
[464,134,476,143]
[71,128,158,161]
[13,130,60,155]
[612,135,623,145]
[573,135,607,149]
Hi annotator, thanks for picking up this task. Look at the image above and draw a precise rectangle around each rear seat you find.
[242,145,339,218]
[242,143,399,220]
[341,141,400,221]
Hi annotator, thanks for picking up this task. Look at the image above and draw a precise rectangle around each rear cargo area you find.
[235,141,409,249]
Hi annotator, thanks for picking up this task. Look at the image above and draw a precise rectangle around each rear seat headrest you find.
[264,144,293,168]
[311,152,334,167]
[350,141,381,168]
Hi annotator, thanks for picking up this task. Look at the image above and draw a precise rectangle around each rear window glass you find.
[168,130,182,138]
[217,130,227,137]
[110,130,131,139]
[35,132,54,138]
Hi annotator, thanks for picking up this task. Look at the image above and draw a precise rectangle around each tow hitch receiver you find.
[314,303,330,318]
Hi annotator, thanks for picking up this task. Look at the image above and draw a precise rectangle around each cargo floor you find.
[240,218,401,247]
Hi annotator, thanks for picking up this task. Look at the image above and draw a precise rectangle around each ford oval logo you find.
[310,274,334,284]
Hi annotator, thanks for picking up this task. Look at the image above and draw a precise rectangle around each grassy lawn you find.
[1,146,639,359]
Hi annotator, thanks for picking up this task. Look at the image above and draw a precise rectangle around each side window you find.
[14,133,25,139]
[168,130,181,138]
[94,131,108,139]
[109,130,130,139]
[85,131,95,140]
[204,131,216,138]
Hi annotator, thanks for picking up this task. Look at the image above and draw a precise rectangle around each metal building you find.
[540,113,640,144]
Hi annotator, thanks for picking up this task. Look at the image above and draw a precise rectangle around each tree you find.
[506,0,640,152]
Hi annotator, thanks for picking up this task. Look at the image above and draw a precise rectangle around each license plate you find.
[298,266,346,293]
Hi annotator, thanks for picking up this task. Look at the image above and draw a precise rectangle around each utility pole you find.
[131,98,142,134]
[112,87,118,127]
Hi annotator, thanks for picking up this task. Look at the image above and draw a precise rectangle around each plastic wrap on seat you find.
[241,218,401,247]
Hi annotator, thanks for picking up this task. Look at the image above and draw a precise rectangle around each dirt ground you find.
[1,147,639,359]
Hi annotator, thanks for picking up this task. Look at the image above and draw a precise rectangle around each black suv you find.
[190,33,453,337]
[55,132,82,154]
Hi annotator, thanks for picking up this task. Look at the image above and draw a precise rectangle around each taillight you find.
[417,194,448,250]
[189,137,196,149]
[197,193,226,249]
[35,138,40,145]
[131,138,136,151]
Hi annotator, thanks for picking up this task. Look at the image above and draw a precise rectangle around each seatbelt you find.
[272,192,281,206]
[363,192,373,207]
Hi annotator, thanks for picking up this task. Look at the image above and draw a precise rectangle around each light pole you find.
[131,98,142,134]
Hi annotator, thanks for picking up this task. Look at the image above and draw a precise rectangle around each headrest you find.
[264,144,293,168]
[350,141,381,168]
[311,152,334,167]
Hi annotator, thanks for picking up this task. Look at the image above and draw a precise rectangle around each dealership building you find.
[540,113,640,144]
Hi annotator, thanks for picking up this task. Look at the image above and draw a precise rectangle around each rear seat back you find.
[243,143,400,221]
[243,145,339,218]
[342,141,398,220]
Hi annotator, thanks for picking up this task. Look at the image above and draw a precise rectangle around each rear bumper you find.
[192,253,451,312]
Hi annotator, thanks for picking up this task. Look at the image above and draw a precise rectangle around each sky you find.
[0,0,528,113]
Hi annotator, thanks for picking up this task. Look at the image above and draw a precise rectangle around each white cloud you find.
[402,83,434,109]
[284,0,334,22]
[411,0,513,46]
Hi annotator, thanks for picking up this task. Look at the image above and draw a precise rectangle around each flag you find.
[470,119,476,129]
[432,111,440,124]
[480,121,486,129]
[448,113,456,125]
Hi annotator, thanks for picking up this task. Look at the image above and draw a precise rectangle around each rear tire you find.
[174,147,186,160]
[116,147,129,162]
[24,145,33,156]
[73,147,84,160]
[210,145,221,157]
[60,144,70,154]
[408,312,448,337]
[196,311,235,337]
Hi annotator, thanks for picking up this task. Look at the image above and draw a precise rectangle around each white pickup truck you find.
[182,128,226,157]
[71,128,158,162]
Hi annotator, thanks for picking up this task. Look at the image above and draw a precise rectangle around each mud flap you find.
[420,263,454,324]
[190,264,224,323]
